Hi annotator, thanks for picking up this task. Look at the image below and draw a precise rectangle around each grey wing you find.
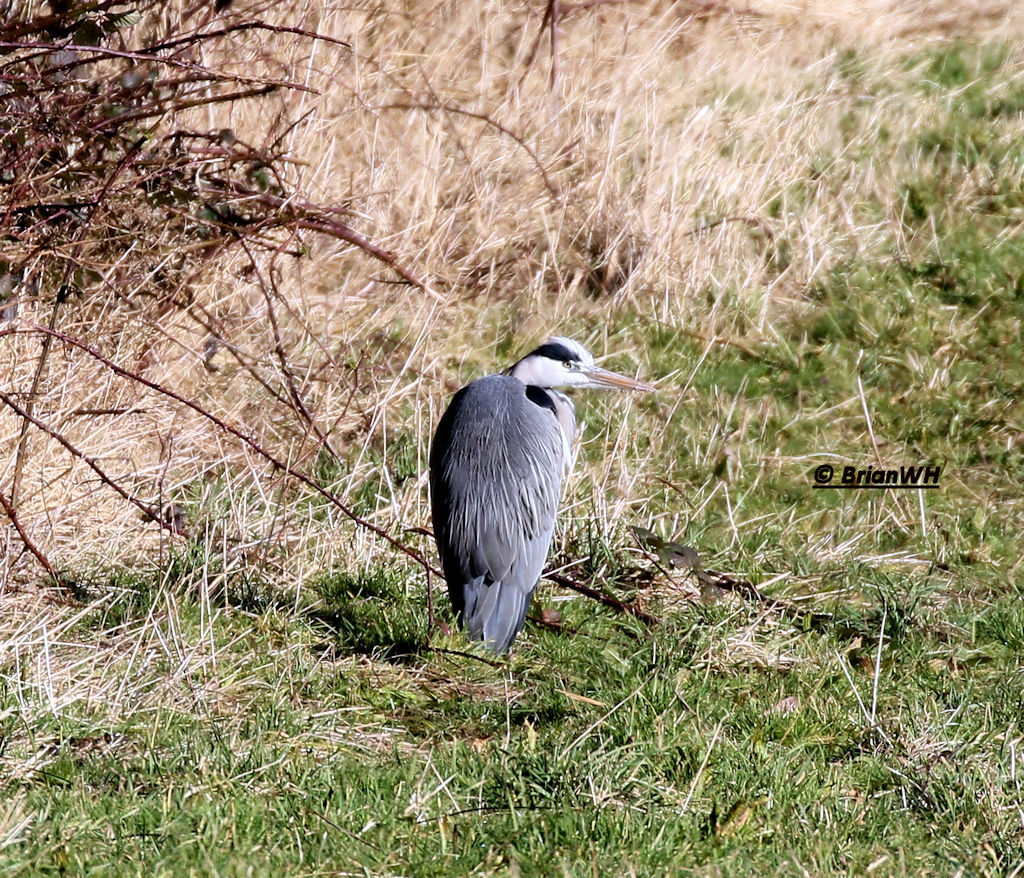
[460,515,555,653]
[429,377,565,652]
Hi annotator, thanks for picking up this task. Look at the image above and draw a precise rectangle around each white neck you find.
[548,390,577,469]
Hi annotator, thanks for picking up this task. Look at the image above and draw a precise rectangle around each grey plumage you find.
[431,375,564,651]
[429,337,653,653]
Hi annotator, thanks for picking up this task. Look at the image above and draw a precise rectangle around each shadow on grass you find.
[62,544,431,662]
[307,565,429,662]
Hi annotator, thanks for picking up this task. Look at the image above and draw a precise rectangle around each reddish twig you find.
[241,236,328,441]
[195,182,430,290]
[686,214,775,241]
[548,0,560,90]
[149,20,352,54]
[11,136,146,507]
[289,218,429,292]
[97,85,278,131]
[522,0,561,90]
[695,568,832,628]
[557,0,635,11]
[0,41,317,94]
[545,571,657,625]
[376,102,560,200]
[0,387,171,534]
[201,185,428,288]
[7,323,441,578]
[0,487,62,586]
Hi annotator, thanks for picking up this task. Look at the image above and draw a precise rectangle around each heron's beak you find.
[583,366,656,392]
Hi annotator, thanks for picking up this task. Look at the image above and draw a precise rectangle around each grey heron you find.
[429,337,654,653]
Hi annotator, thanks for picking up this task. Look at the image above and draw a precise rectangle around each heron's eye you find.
[565,361,579,370]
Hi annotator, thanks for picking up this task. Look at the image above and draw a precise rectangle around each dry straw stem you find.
[2,1,1023,627]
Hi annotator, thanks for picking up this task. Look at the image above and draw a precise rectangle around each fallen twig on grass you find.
[427,647,505,669]
[695,568,834,629]
[685,214,775,242]
[629,526,833,629]
[544,571,658,626]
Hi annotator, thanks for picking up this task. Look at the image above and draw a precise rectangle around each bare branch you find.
[0,487,63,586]
[376,101,560,201]
[545,571,658,625]
[0,386,172,535]
[6,323,441,578]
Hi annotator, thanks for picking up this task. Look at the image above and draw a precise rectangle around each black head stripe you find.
[525,384,558,415]
[529,341,578,363]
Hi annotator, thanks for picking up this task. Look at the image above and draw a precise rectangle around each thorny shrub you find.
[0,1,426,583]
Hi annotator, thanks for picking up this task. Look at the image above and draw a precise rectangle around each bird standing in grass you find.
[429,337,654,653]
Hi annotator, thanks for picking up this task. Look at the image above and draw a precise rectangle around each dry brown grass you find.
[2,0,1023,708]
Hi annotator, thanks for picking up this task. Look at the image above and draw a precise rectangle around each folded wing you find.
[429,375,566,652]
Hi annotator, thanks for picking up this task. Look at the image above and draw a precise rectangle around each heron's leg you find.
[426,567,434,627]
[425,568,450,636]
[502,666,516,749]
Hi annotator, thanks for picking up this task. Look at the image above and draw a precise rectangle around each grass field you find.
[2,1,1024,874]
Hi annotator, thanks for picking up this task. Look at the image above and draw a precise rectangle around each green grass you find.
[4,39,1024,877]
[4,565,1022,875]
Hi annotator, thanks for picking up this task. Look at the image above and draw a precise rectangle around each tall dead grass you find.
[2,0,1023,607]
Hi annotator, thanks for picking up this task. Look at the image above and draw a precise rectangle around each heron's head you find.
[508,337,655,392]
